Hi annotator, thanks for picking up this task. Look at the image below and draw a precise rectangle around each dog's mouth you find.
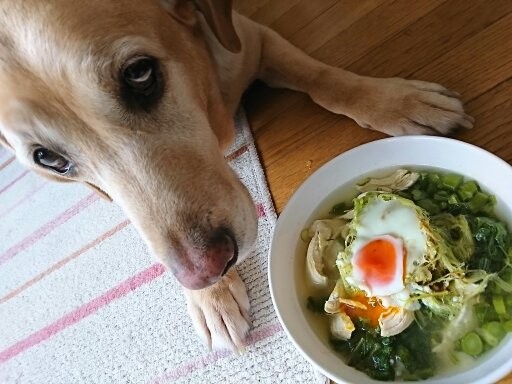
[221,230,238,276]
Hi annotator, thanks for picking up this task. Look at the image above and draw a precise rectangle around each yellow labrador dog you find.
[0,0,472,351]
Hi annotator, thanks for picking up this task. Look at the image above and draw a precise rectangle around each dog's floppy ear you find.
[161,0,241,53]
[86,182,113,202]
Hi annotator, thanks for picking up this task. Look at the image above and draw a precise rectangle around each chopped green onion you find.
[461,332,483,356]
[441,174,463,191]
[306,296,327,313]
[417,199,441,214]
[492,276,512,293]
[330,202,347,216]
[412,189,428,201]
[300,229,310,242]
[398,191,412,200]
[457,181,479,201]
[492,296,507,316]
[448,194,460,205]
[427,173,440,185]
[479,322,507,347]
[475,257,492,272]
[468,192,489,213]
[506,293,512,308]
[434,190,450,202]
[475,303,500,323]
[479,195,497,216]
[426,174,441,195]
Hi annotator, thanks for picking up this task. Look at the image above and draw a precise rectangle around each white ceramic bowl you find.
[269,136,512,384]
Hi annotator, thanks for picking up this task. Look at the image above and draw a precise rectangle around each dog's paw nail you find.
[444,90,460,98]
[465,114,475,124]
[234,344,246,355]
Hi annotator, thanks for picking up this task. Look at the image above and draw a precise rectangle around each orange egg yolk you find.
[342,294,388,327]
[354,237,405,290]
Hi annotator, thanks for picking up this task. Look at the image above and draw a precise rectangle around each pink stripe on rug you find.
[256,203,266,218]
[151,323,283,384]
[0,170,30,195]
[0,182,48,220]
[225,145,249,162]
[0,156,15,172]
[0,193,99,266]
[0,220,131,304]
[0,263,166,364]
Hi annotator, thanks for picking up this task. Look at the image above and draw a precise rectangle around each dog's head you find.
[0,0,257,289]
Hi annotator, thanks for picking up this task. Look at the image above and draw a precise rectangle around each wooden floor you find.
[234,1,512,383]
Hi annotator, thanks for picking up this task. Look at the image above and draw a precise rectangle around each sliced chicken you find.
[357,169,420,193]
[331,312,355,340]
[324,281,345,314]
[379,307,415,337]
[306,219,346,286]
[308,219,346,239]
[306,232,329,286]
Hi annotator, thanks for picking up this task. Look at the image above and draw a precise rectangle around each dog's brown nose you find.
[172,228,238,290]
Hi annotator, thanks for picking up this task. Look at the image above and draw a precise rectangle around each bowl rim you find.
[269,136,512,384]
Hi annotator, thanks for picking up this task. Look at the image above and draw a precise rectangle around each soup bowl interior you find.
[269,136,512,384]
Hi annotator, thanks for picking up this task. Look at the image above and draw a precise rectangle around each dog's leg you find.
[183,268,251,352]
[256,27,474,136]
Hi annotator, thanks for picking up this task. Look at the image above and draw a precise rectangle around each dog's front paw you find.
[351,77,474,136]
[183,268,251,352]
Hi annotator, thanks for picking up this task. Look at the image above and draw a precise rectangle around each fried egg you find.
[345,195,428,309]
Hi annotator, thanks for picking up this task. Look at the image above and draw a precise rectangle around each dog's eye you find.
[123,57,156,93]
[121,56,162,110]
[33,148,71,174]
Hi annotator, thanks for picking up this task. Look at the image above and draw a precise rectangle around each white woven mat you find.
[0,109,321,383]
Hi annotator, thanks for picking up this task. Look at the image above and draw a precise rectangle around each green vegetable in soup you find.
[409,171,496,216]
[411,189,428,201]
[417,198,441,215]
[492,296,507,316]
[457,181,479,201]
[306,296,328,314]
[440,173,464,191]
[330,319,435,381]
[467,216,511,273]
[330,201,348,216]
[461,332,483,356]
[300,228,311,242]
[330,321,395,381]
[474,302,500,324]
[479,321,507,347]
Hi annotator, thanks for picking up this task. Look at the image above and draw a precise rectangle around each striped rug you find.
[0,110,321,383]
